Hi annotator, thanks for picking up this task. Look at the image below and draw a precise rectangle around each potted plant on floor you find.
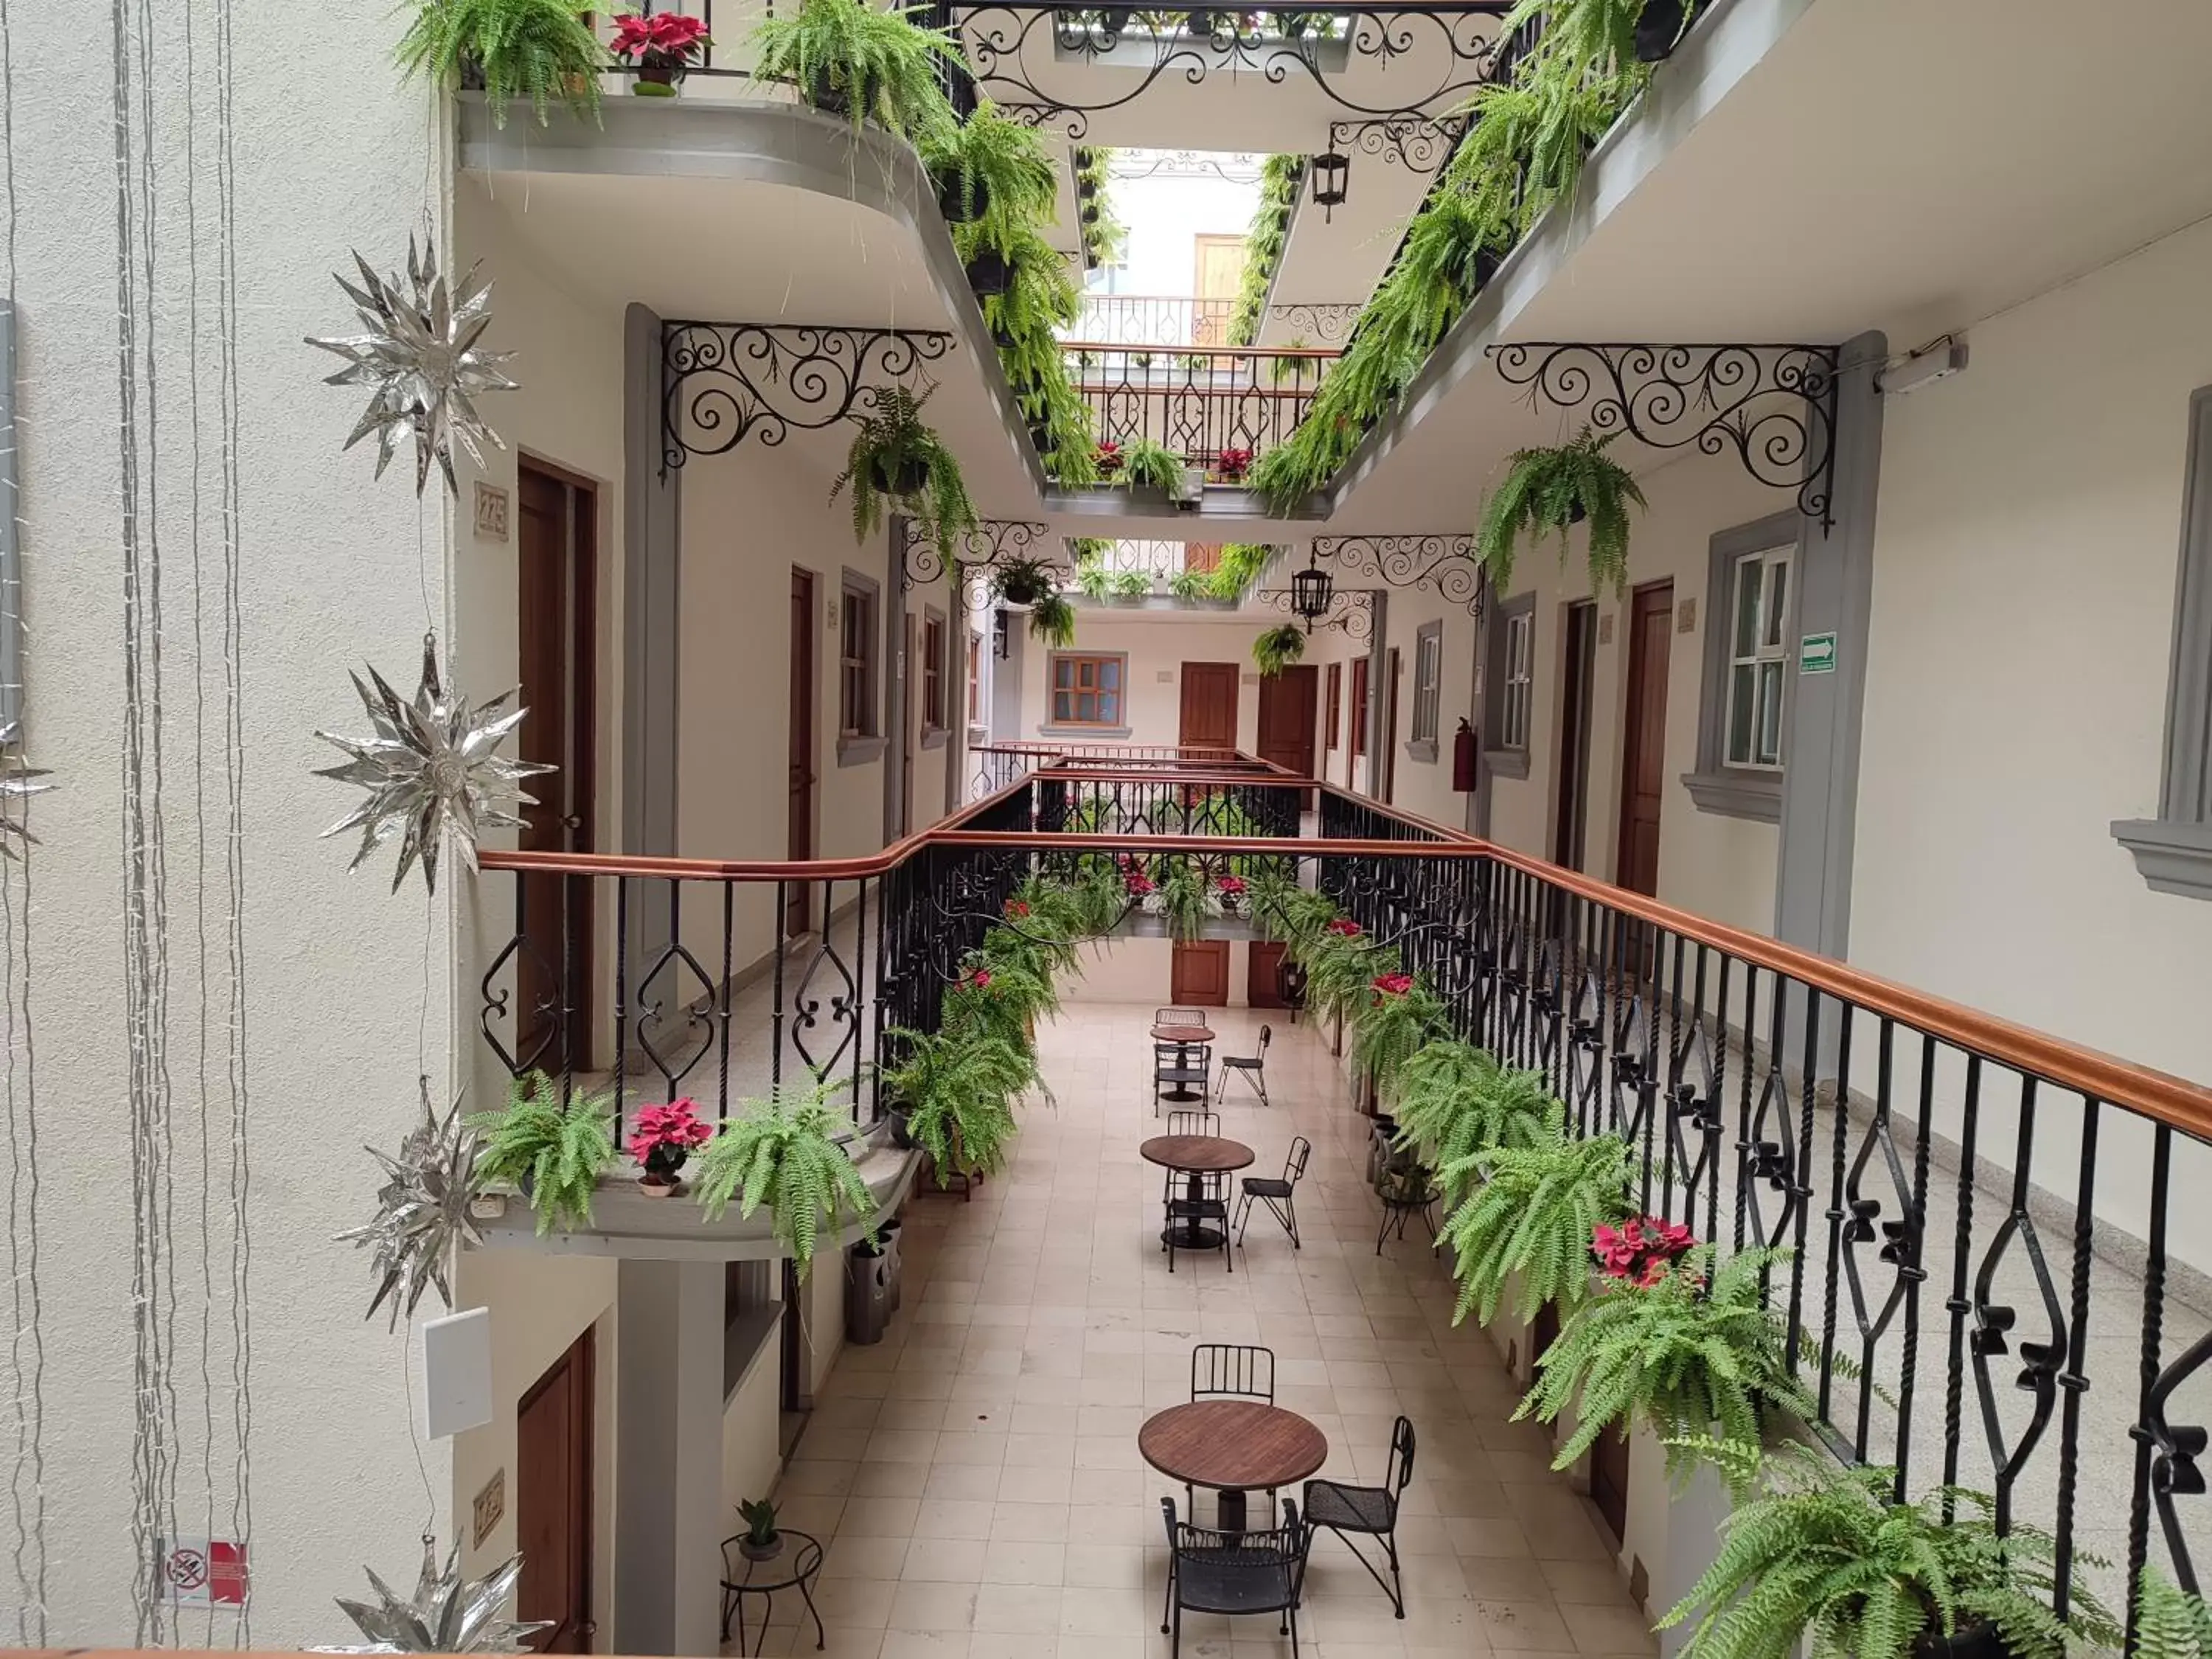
[736,1498,783,1563]
[692,1079,879,1275]
[1659,1447,2122,1658]
[749,0,962,145]
[1475,425,1646,596]
[395,0,606,129]
[1214,445,1253,483]
[610,7,713,94]
[829,386,977,549]
[629,1098,713,1197]
[470,1070,618,1235]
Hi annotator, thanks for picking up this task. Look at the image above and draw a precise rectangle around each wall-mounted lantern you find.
[1310,149,1349,223]
[1290,552,1333,631]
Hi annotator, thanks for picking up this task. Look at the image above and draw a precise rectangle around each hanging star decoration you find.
[324,1535,550,1654]
[314,634,552,896]
[334,1077,486,1330]
[0,758,49,860]
[306,235,517,496]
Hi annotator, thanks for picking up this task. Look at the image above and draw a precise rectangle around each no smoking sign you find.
[164,1538,248,1607]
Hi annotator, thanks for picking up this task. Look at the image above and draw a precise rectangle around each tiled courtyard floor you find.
[754,998,1659,1659]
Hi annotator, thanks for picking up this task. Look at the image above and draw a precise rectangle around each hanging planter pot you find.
[1077,176,1099,201]
[1632,0,1690,60]
[966,248,1013,296]
[806,66,880,122]
[936,170,991,225]
[888,1107,916,1151]
[869,453,932,498]
[1099,6,1133,31]
[1907,1624,2014,1659]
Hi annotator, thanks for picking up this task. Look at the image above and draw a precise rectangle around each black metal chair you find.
[1234,1135,1311,1250]
[1156,1006,1206,1026]
[1154,1040,1212,1113]
[1212,1025,1272,1107]
[1162,1121,1231,1275]
[1191,1342,1274,1404]
[1303,1416,1416,1618]
[1160,1497,1307,1659]
[1166,1110,1221,1138]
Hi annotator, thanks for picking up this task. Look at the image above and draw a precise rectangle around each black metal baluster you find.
[1733,965,1758,1254]
[1706,953,1729,1247]
[715,880,734,1122]
[1818,1005,1854,1423]
[2124,1123,2172,1652]
[852,874,870,1124]
[1943,1053,1983,1514]
[1785,987,1821,1377]
[2050,1094,2099,1618]
[772,881,787,1092]
[613,877,630,1148]
[1892,1032,1935,1503]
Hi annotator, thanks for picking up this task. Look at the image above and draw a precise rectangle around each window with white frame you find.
[1725,545,1792,768]
[1408,621,1444,753]
[1501,610,1533,751]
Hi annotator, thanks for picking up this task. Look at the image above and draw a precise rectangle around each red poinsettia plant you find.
[1094,440,1123,474]
[611,9,713,84]
[1370,971,1415,998]
[1216,874,1246,895]
[1214,447,1253,481]
[1004,899,1032,919]
[1592,1215,1696,1287]
[1123,866,1155,896]
[964,967,995,991]
[1324,917,1363,937]
[631,1099,713,1186]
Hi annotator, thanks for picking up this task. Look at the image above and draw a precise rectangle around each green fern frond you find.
[1435,1128,1626,1326]
[468,1069,616,1235]
[692,1079,877,1275]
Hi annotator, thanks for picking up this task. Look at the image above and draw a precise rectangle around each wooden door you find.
[1381,647,1401,804]
[787,570,815,937]
[516,1327,594,1653]
[1192,236,1245,347]
[1614,583,1674,897]
[1255,663,1318,804]
[516,461,597,1068]
[1170,939,1230,1006]
[1178,661,1239,754]
[900,612,919,837]
[1247,939,1288,1009]
[1183,543,1222,573]
[1554,601,1598,872]
[1348,655,1368,785]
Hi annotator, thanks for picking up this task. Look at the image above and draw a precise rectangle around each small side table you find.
[719,1528,826,1656]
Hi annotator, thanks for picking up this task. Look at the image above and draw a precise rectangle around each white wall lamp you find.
[1877,335,1968,396]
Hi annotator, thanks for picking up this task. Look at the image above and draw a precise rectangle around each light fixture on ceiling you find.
[1310,149,1349,223]
[1877,335,1967,396]
[1290,552,1333,631]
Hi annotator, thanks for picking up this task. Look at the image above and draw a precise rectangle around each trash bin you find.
[846,1239,893,1345]
[877,1216,905,1314]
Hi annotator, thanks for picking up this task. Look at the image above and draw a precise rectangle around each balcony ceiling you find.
[1331,0,2212,526]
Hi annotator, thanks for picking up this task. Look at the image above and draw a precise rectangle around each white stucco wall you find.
[1853,214,2212,1262]
[1019,611,1272,748]
[4,0,459,1641]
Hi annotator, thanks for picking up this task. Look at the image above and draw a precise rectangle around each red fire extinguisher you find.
[1452,717,1478,793]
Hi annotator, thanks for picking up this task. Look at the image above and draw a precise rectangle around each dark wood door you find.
[787,570,815,937]
[1178,661,1239,754]
[1349,655,1368,785]
[900,612,919,837]
[1255,663,1318,806]
[516,461,597,1069]
[1554,601,1598,871]
[1247,939,1288,1009]
[516,1327,594,1653]
[1381,647,1401,804]
[1615,582,1674,897]
[1170,939,1230,1006]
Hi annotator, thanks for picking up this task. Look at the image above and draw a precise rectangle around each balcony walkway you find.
[766,999,1658,1659]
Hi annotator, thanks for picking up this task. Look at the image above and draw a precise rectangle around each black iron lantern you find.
[992,608,1012,660]
[1290,554,1333,632]
[1310,149,1349,223]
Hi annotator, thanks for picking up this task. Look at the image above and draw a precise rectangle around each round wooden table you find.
[1139,1399,1329,1534]
[1140,1134,1254,1251]
[1150,1023,1217,1102]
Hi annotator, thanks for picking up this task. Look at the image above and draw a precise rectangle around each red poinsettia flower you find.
[1004,899,1031,919]
[611,10,713,61]
[1124,869,1154,895]
[1592,1214,1698,1281]
[1324,917,1363,936]
[1371,972,1414,998]
[1095,440,1123,473]
[1215,447,1253,480]
[631,1099,713,1164]
[1217,875,1246,895]
[967,968,993,990]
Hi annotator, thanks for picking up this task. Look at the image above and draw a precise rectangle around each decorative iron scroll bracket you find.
[1311,535,1483,616]
[1486,343,1841,532]
[1253,585,1374,641]
[899,518,1059,593]
[964,6,1512,140]
[661,321,956,474]
[1326,116,1464,173]
[1266,302,1362,346]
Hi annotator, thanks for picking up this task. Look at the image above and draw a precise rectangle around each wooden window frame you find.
[921,606,948,745]
[1046,651,1127,730]
[1407,619,1444,759]
[837,570,884,765]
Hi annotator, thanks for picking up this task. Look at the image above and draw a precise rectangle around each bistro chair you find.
[1166,1110,1221,1138]
[1161,1110,1230,1267]
[1303,1416,1416,1618]
[1234,1135,1311,1250]
[1160,1497,1308,1659]
[1155,1006,1207,1026]
[1164,1161,1232,1276]
[1154,1040,1212,1113]
[1212,1025,1272,1107]
[1191,1343,1274,1403]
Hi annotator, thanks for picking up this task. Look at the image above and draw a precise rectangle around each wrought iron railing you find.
[474,762,2212,1641]
[1065,294,1240,348]
[967,740,1264,798]
[1065,341,1338,472]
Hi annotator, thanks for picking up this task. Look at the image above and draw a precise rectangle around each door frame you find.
[1614,580,1676,897]
[1553,600,1598,871]
[516,1324,595,1653]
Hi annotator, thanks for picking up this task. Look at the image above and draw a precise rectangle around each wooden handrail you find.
[476,770,2212,1140]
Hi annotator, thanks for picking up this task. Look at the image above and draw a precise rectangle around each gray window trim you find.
[837,567,883,766]
[2113,385,2212,898]
[920,602,950,739]
[1482,591,1534,780]
[1405,619,1444,762]
[1683,509,1801,823]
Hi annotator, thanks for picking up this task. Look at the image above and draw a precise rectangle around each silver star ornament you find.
[334,1077,486,1330]
[327,1535,551,1654]
[314,634,552,895]
[307,235,517,496]
[0,758,49,860]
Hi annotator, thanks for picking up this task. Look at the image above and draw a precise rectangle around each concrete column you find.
[613,1258,726,1657]
[623,303,681,961]
[1364,591,1390,798]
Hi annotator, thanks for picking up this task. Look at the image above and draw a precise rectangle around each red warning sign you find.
[164,1538,248,1607]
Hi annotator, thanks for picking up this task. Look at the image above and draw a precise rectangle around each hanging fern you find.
[1516,1245,1806,1493]
[1659,1449,2121,1659]
[692,1079,877,1274]
[1251,624,1306,677]
[394,0,605,130]
[469,1070,617,1236]
[1348,974,1448,1100]
[828,385,978,549]
[1475,426,1646,595]
[877,1025,1034,1182]
[1390,1043,1557,1204]
[1436,1129,1629,1326]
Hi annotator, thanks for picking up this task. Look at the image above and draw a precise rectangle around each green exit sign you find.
[1800,631,1837,675]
